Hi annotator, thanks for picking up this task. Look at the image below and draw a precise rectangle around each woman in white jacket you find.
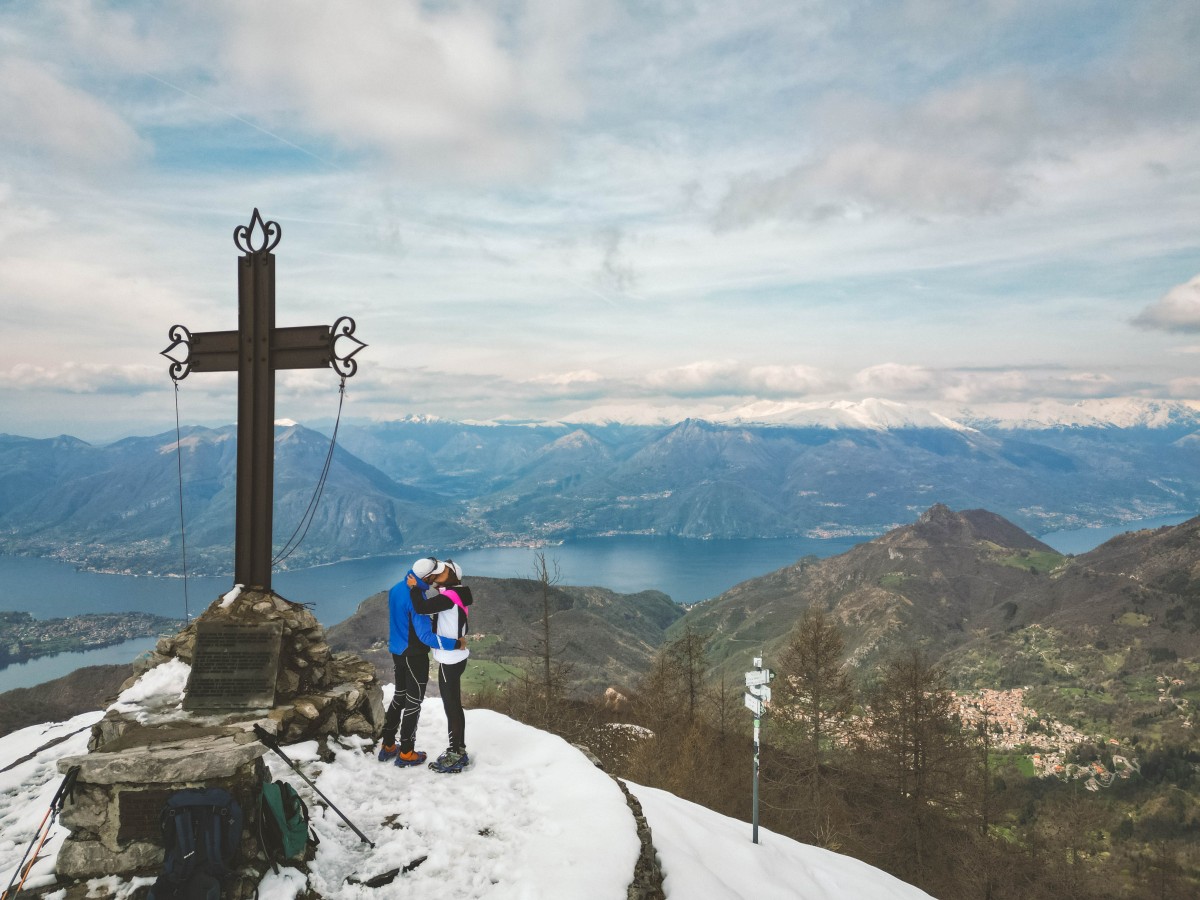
[425,560,472,773]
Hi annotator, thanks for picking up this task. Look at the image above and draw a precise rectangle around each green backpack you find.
[256,779,317,872]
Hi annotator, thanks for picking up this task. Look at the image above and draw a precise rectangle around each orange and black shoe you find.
[394,749,427,767]
[377,742,399,762]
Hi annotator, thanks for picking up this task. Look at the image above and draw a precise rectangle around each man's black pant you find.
[381,652,429,753]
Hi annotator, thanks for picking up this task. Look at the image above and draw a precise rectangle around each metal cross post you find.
[745,655,774,845]
[161,209,366,592]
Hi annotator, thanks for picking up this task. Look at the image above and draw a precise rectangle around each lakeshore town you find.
[0,611,183,668]
[951,684,1192,790]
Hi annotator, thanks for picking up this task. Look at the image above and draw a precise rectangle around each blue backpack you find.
[148,787,243,900]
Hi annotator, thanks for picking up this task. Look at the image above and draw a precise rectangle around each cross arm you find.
[161,316,365,381]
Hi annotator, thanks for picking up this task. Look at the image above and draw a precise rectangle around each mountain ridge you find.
[683,505,1200,740]
[2,406,1197,576]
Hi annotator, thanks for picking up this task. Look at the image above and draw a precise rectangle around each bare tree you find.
[857,647,974,890]
[771,608,855,844]
[532,551,564,704]
[505,551,575,729]
[671,624,712,724]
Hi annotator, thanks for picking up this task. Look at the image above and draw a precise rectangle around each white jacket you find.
[431,590,469,665]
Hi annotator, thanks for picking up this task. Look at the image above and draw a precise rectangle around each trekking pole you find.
[2,765,80,900]
[251,725,375,848]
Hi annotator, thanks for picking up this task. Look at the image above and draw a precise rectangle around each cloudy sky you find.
[2,0,1199,440]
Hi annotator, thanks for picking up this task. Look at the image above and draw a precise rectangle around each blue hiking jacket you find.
[388,577,459,656]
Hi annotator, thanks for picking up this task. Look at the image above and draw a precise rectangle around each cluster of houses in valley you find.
[952,687,1140,790]
[0,611,182,666]
[1156,674,1193,729]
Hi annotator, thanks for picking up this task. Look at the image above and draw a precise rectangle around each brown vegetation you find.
[472,614,1200,900]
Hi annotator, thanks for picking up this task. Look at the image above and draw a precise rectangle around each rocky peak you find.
[888,504,1053,552]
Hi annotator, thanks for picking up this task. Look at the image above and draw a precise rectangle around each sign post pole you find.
[745,655,774,845]
[752,707,761,844]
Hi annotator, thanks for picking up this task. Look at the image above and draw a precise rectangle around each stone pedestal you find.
[49,589,385,892]
[56,720,269,881]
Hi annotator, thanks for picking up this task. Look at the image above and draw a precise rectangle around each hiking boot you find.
[394,749,427,767]
[377,742,399,762]
[429,748,470,774]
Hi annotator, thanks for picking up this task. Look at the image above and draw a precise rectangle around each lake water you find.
[0,534,869,624]
[1039,513,1193,555]
[0,514,1190,691]
[0,637,160,694]
[0,535,865,690]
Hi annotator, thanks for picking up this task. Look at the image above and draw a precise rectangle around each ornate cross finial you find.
[233,208,282,255]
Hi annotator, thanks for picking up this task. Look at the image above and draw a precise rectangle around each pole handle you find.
[252,724,284,754]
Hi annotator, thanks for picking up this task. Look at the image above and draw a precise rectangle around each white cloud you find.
[713,0,1200,229]
[0,58,148,169]
[850,363,1125,404]
[645,360,829,398]
[1167,376,1200,398]
[57,0,188,72]
[528,369,606,387]
[0,1,1198,434]
[0,362,160,394]
[1132,275,1200,333]
[211,0,605,177]
[853,363,940,395]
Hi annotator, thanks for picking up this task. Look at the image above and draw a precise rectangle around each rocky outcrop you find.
[117,589,384,747]
[614,778,666,900]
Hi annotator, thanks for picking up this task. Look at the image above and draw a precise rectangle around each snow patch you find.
[106,658,189,722]
[0,696,934,898]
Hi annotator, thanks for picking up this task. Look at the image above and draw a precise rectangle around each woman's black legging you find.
[438,659,468,751]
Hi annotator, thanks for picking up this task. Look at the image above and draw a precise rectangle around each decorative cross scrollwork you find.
[161,325,193,381]
[331,317,366,377]
[233,208,282,255]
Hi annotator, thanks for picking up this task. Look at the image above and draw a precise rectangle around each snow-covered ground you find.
[0,671,932,899]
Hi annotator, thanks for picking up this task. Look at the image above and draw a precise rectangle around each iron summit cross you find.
[161,209,365,591]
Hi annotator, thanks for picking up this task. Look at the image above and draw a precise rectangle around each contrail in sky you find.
[141,71,345,172]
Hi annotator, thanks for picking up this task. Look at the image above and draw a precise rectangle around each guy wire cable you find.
[172,380,191,623]
[272,375,348,567]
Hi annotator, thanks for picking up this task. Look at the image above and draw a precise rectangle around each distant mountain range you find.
[1,397,1197,575]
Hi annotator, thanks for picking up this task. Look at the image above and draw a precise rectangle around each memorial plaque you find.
[183,621,283,710]
[117,789,174,842]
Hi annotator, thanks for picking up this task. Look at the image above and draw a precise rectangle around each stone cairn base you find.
[52,589,385,896]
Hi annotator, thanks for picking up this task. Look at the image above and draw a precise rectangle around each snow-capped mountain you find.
[948,398,1200,430]
[718,398,976,431]
[557,403,730,427]
[554,397,1200,432]
[0,667,933,899]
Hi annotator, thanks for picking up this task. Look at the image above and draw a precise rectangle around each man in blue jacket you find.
[377,557,466,766]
